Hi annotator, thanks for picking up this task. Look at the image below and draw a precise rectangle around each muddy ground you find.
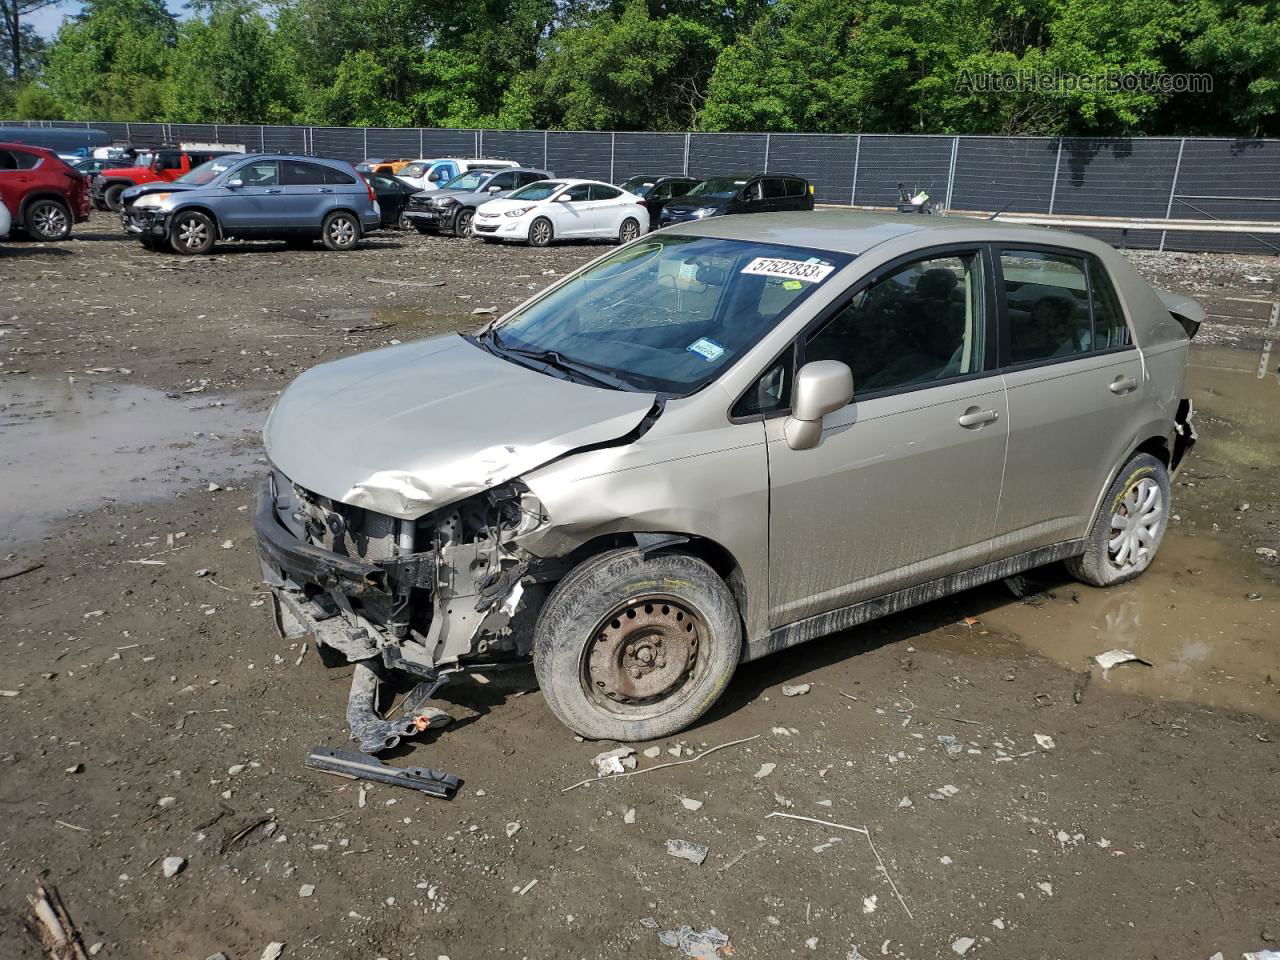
[1,219,1277,960]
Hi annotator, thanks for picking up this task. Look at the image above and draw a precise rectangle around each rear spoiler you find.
[1154,288,1204,339]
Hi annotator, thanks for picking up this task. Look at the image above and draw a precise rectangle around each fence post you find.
[763,133,771,173]
[363,128,368,159]
[1160,137,1187,252]
[125,122,132,142]
[259,125,265,151]
[610,132,616,183]
[1048,138,1063,214]
[419,129,424,157]
[850,135,862,205]
[543,131,549,171]
[683,133,690,176]
[945,136,959,211]
[479,129,484,157]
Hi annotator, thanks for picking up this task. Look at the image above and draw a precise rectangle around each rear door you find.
[281,160,340,228]
[765,247,1007,626]
[992,247,1145,553]
[588,183,627,235]
[761,177,790,213]
[0,148,39,215]
[218,159,281,235]
[786,178,814,210]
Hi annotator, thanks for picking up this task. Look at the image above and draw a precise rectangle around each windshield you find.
[401,162,427,177]
[508,180,564,201]
[687,178,746,199]
[482,235,851,395]
[176,156,238,185]
[620,176,656,197]
[442,170,491,191]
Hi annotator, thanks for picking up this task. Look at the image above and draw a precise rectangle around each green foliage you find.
[40,0,175,121]
[15,0,1280,137]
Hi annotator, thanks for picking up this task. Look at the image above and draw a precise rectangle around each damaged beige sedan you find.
[255,211,1199,747]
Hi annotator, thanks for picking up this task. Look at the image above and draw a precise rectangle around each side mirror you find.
[487,185,501,193]
[226,178,243,189]
[556,194,573,202]
[784,361,853,450]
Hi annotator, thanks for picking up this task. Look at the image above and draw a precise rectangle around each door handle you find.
[265,188,282,194]
[957,407,999,428]
[319,188,334,194]
[1109,375,1138,395]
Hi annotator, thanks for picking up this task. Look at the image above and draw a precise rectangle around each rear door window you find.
[8,149,41,170]
[589,184,622,201]
[806,252,986,395]
[762,178,788,199]
[486,171,518,190]
[1088,258,1132,349]
[787,178,809,197]
[155,151,183,171]
[1000,250,1092,363]
[322,165,356,185]
[282,161,328,185]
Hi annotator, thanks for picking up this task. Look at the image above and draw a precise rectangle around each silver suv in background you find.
[402,167,553,237]
[254,211,1199,744]
[120,154,381,255]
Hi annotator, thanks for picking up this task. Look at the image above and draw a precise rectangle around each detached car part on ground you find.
[254,210,1200,753]
[120,154,381,255]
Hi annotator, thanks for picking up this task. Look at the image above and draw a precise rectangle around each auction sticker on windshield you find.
[687,337,726,362]
[741,257,835,283]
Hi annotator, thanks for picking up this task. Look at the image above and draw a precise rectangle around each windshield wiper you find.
[500,344,635,391]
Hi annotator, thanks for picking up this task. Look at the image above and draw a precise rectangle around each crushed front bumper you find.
[122,207,167,238]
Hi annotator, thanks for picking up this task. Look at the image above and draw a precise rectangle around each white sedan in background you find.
[472,179,648,246]
[0,199,10,239]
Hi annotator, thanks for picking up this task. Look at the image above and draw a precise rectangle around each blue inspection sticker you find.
[687,337,726,362]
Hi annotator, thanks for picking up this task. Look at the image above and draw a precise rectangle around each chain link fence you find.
[16,120,1280,254]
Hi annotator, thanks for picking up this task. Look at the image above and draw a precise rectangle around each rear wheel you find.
[453,207,475,237]
[104,184,127,212]
[528,217,553,247]
[168,210,216,255]
[321,211,360,251]
[1067,453,1171,587]
[618,217,641,244]
[533,549,742,741]
[25,199,72,241]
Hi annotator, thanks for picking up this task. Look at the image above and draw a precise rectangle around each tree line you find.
[1,0,1277,138]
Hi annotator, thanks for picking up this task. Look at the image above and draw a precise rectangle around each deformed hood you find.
[264,334,656,519]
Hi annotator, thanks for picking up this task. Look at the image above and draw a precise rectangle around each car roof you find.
[232,153,352,166]
[0,141,56,155]
[660,209,1117,257]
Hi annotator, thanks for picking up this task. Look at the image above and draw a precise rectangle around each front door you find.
[553,183,594,236]
[218,159,283,235]
[992,248,1146,553]
[766,249,1008,627]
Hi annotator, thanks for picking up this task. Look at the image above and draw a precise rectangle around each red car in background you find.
[91,146,242,211]
[0,142,91,241]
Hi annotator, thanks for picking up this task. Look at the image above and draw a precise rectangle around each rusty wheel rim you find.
[582,595,708,715]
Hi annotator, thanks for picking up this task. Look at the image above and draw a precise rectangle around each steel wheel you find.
[455,208,475,237]
[582,595,708,717]
[1107,477,1163,572]
[618,217,641,244]
[27,200,71,241]
[529,217,553,247]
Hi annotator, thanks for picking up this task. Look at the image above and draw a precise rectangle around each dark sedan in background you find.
[368,173,419,228]
[659,173,814,227]
[618,174,698,228]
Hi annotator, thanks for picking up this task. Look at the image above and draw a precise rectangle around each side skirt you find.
[744,540,1086,662]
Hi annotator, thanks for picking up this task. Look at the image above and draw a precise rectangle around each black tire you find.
[168,210,216,255]
[528,216,553,247]
[321,211,360,251]
[138,234,157,251]
[104,184,127,212]
[453,207,475,237]
[1067,453,1171,587]
[618,217,641,244]
[25,199,72,241]
[284,237,313,249]
[533,548,742,741]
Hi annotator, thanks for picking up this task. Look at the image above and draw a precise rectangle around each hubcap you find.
[458,211,473,234]
[532,221,550,244]
[34,205,68,238]
[622,220,638,242]
[178,218,207,249]
[1108,477,1163,570]
[330,218,355,245]
[584,597,704,708]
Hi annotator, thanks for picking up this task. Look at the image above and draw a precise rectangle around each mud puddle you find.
[0,377,263,548]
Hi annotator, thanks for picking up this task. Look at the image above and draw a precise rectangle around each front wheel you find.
[528,216,553,247]
[618,217,641,244]
[321,211,360,251]
[453,207,475,237]
[104,184,127,212]
[533,549,742,741]
[1067,453,1171,587]
[168,210,216,255]
[25,199,72,241]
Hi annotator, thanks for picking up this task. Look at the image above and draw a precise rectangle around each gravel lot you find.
[1,217,1277,960]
